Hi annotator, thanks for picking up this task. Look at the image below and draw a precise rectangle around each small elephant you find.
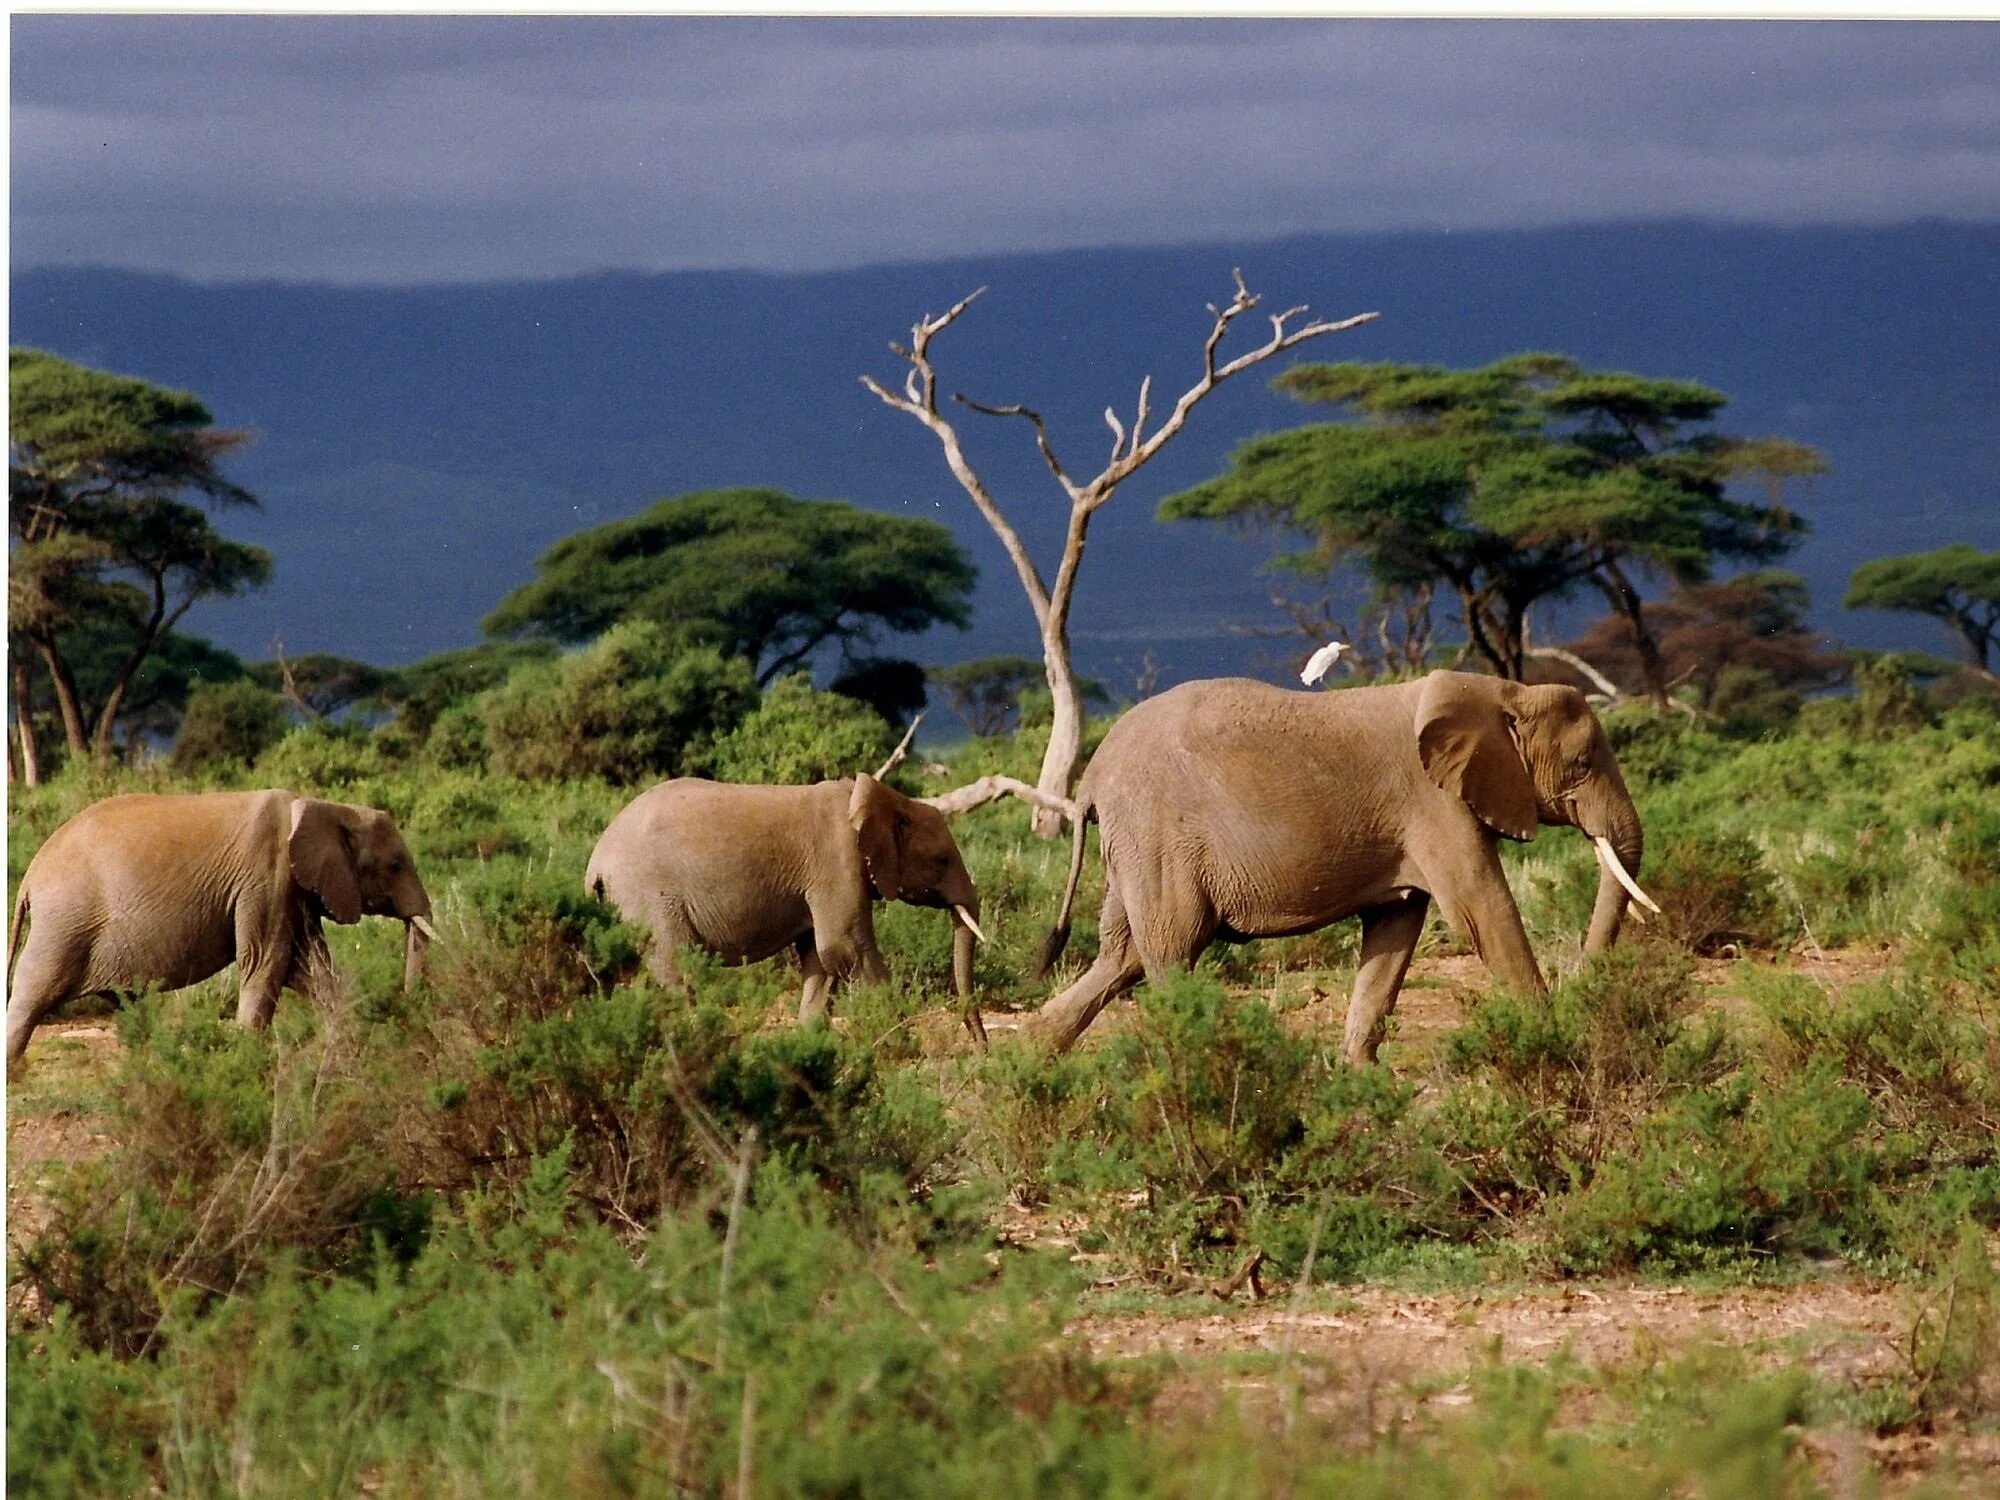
[585,773,987,1039]
[6,790,436,1069]
[1031,670,1658,1063]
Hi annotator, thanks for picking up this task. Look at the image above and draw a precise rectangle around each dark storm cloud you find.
[12,16,1998,283]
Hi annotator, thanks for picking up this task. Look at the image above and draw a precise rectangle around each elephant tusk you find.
[1593,837,1662,915]
[410,914,439,941]
[953,905,988,945]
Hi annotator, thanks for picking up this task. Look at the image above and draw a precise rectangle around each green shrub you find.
[256,718,386,790]
[12,999,412,1356]
[1856,655,1932,738]
[481,622,758,783]
[422,698,490,771]
[1704,665,1806,736]
[704,671,892,784]
[1108,972,1313,1200]
[1542,1061,1883,1273]
[1644,831,1790,953]
[1598,706,1723,786]
[168,679,290,773]
[3,1313,153,1500]
[1910,1221,2000,1420]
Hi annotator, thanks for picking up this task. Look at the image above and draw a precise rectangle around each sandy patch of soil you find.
[1076,1277,1999,1492]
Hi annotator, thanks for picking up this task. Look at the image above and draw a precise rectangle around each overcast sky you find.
[11,16,2000,284]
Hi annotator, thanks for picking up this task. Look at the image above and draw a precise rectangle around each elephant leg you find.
[1031,887,1145,1055]
[234,902,294,1029]
[282,925,338,1003]
[5,933,86,1070]
[1341,893,1430,1066]
[796,937,836,1025]
[1125,874,1218,978]
[645,902,698,993]
[1428,847,1545,997]
[236,965,287,1030]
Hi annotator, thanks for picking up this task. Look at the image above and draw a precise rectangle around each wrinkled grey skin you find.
[1030,671,1645,1063]
[585,773,984,1037]
[7,790,434,1070]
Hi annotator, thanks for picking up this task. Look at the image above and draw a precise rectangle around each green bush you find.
[480,622,758,783]
[704,671,892,784]
[422,698,490,771]
[256,718,387,790]
[12,999,413,1356]
[1644,831,1790,953]
[1542,1061,1884,1273]
[168,679,290,773]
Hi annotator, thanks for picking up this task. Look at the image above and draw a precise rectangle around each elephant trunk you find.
[1580,790,1647,955]
[950,902,988,1051]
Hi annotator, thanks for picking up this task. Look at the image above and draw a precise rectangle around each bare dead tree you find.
[862,271,1377,834]
[269,636,321,722]
[871,712,923,779]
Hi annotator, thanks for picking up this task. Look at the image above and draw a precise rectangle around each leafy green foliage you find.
[168,678,290,773]
[705,672,893,784]
[1846,543,2000,674]
[480,622,758,784]
[483,487,975,685]
[256,719,389,791]
[15,619,245,765]
[826,654,929,724]
[377,639,559,740]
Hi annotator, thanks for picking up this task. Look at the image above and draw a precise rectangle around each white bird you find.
[1300,640,1351,686]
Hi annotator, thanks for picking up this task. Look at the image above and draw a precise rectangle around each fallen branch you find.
[1526,646,1623,703]
[921,774,1076,823]
[1211,1246,1266,1302]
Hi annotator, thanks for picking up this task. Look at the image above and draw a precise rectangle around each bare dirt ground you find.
[1073,1277,2000,1493]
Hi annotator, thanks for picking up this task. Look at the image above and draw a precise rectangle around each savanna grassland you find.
[8,684,2000,1498]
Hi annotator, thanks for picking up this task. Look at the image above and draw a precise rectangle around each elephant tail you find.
[7,882,28,988]
[1032,796,1094,982]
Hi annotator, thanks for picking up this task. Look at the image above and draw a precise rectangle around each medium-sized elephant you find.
[6,790,436,1070]
[585,773,988,1040]
[1030,670,1659,1064]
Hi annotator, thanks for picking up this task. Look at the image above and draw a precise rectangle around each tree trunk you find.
[11,657,41,787]
[1594,561,1670,710]
[1033,627,1086,838]
[93,592,177,764]
[35,638,92,759]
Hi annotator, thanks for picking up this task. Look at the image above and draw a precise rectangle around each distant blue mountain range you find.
[12,221,1998,697]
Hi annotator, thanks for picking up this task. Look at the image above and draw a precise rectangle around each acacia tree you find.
[863,272,1377,832]
[1845,544,2000,679]
[1161,355,1822,707]
[484,487,974,687]
[249,647,391,721]
[1557,571,1848,712]
[8,350,269,775]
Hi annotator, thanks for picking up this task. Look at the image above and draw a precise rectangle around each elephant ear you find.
[289,799,363,923]
[847,773,905,902]
[1414,673,1540,842]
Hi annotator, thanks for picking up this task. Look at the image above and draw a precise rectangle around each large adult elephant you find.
[1030,671,1657,1062]
[586,773,988,1040]
[6,790,436,1069]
